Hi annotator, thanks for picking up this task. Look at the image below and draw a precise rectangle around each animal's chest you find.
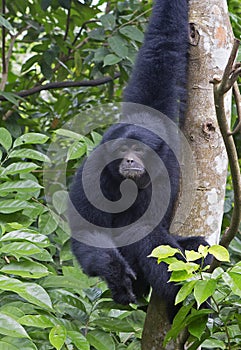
[111,190,151,228]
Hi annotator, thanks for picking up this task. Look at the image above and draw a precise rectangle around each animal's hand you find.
[107,265,137,305]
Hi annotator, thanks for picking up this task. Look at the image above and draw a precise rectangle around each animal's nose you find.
[126,158,134,164]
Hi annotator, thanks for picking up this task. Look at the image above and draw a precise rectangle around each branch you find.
[63,6,71,41]
[1,0,6,90]
[0,73,121,101]
[71,20,99,47]
[229,82,241,135]
[0,26,30,91]
[209,39,241,271]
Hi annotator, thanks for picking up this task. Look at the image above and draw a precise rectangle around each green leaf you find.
[185,250,203,262]
[175,280,197,304]
[0,128,12,151]
[119,26,144,43]
[0,200,34,214]
[19,315,55,329]
[40,61,52,80]
[38,212,59,234]
[222,272,241,297]
[103,54,122,67]
[0,338,37,350]
[169,270,192,282]
[208,245,230,262]
[100,13,116,30]
[9,149,50,162]
[0,15,14,31]
[88,28,105,41]
[198,244,209,258]
[91,131,102,146]
[169,261,199,273]
[0,341,18,350]
[92,317,135,332]
[228,272,241,291]
[108,36,128,58]
[66,141,86,161]
[1,261,50,279]
[86,330,115,350]
[93,47,110,63]
[0,91,23,105]
[0,180,42,195]
[2,162,39,175]
[0,242,43,256]
[13,133,49,148]
[1,229,50,247]
[74,51,82,77]
[55,129,85,140]
[149,245,180,259]
[201,338,226,349]
[52,190,68,214]
[49,325,67,350]
[21,282,53,310]
[68,331,90,350]
[164,303,194,346]
[188,316,207,340]
[0,313,29,338]
[21,55,40,73]
[194,280,216,308]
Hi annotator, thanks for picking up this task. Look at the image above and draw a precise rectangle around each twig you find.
[0,73,121,101]
[218,39,240,93]
[71,20,99,46]
[209,38,241,271]
[0,26,30,91]
[1,0,6,91]
[64,6,71,41]
[229,82,241,135]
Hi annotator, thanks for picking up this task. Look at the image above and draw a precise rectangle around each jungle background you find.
[0,0,241,349]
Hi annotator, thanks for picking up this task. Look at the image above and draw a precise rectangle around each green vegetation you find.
[0,0,240,349]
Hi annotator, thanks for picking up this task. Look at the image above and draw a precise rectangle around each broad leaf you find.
[9,149,50,163]
[0,313,29,338]
[1,229,50,247]
[86,330,115,350]
[103,54,122,66]
[2,162,39,175]
[1,261,50,279]
[0,128,12,151]
[149,245,180,259]
[13,133,49,147]
[194,280,216,307]
[68,331,90,350]
[175,280,197,304]
[208,245,230,262]
[0,200,35,214]
[19,315,55,328]
[49,325,67,350]
[119,26,144,42]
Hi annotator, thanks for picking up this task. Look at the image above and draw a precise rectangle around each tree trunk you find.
[141,1,234,349]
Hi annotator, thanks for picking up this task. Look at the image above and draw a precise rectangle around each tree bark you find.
[141,1,234,349]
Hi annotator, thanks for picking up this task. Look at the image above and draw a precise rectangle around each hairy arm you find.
[124,0,189,125]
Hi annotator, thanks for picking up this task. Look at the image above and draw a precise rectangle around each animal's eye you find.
[119,146,128,153]
[133,146,144,153]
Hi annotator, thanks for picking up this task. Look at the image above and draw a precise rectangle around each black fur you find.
[123,0,189,125]
[69,0,210,322]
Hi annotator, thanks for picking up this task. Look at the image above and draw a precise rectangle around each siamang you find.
[69,0,210,322]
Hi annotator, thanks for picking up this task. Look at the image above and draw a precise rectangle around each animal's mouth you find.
[121,168,145,179]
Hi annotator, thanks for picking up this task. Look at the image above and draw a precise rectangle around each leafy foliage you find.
[150,245,241,349]
[0,0,241,349]
[0,1,152,347]
[0,126,145,349]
